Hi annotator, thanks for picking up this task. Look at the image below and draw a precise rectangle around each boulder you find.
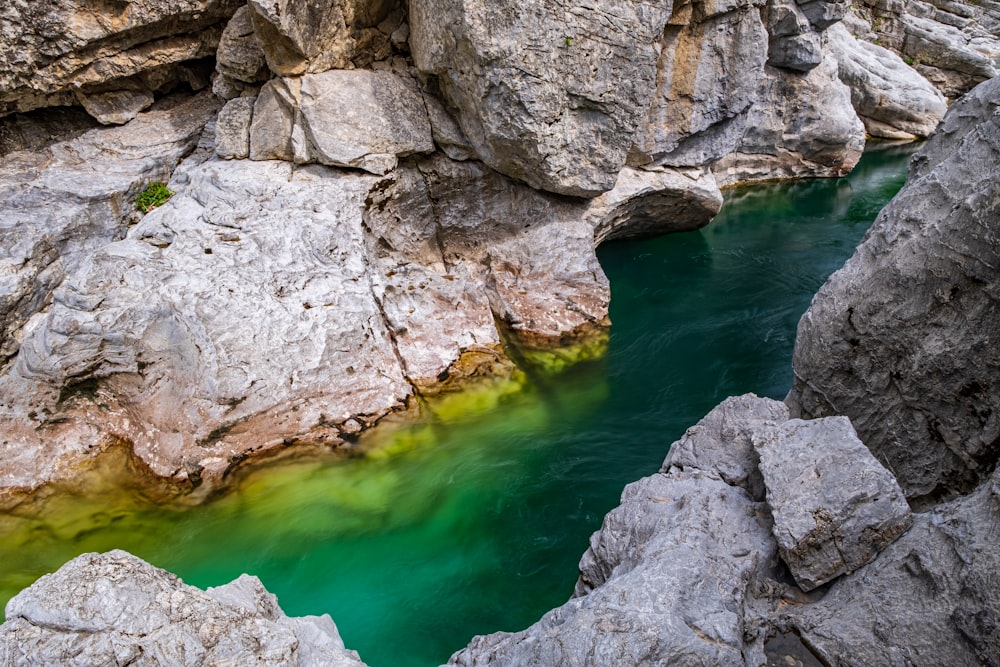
[215,5,270,87]
[247,0,400,75]
[215,96,257,160]
[788,74,1000,503]
[0,550,367,667]
[752,416,912,591]
[409,0,672,196]
[766,0,824,71]
[827,23,947,139]
[0,0,240,121]
[249,69,434,175]
[790,467,1000,665]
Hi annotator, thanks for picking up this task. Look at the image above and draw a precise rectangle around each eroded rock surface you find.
[789,74,1000,503]
[753,416,912,591]
[0,550,367,667]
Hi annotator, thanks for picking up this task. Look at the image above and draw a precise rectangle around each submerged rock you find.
[752,416,912,591]
[0,550,367,667]
[788,74,1000,503]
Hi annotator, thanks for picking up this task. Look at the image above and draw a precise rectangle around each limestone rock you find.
[215,96,257,159]
[630,0,769,168]
[0,550,368,667]
[828,23,946,139]
[713,55,866,185]
[216,5,270,86]
[903,13,999,97]
[788,74,1000,503]
[0,0,240,120]
[247,0,399,75]
[790,468,1000,665]
[249,69,434,175]
[766,0,824,71]
[0,92,220,364]
[753,417,912,591]
[76,89,155,126]
[409,0,672,196]
[451,395,788,666]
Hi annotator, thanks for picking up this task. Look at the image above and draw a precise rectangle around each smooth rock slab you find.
[0,550,367,667]
[753,416,912,591]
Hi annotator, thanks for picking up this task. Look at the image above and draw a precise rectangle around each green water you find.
[0,144,915,666]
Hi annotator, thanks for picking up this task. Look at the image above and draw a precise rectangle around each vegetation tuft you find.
[135,182,173,213]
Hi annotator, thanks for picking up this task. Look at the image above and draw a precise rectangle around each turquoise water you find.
[0,144,915,665]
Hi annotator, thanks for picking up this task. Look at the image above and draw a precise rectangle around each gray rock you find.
[903,13,998,97]
[249,69,435,174]
[0,92,220,364]
[76,89,156,126]
[752,417,912,591]
[789,467,1000,666]
[827,23,946,139]
[409,0,672,197]
[766,0,824,71]
[247,0,397,75]
[0,0,239,120]
[713,55,866,185]
[214,96,257,159]
[630,0,769,168]
[0,550,367,666]
[216,5,270,86]
[450,395,787,666]
[788,74,1000,502]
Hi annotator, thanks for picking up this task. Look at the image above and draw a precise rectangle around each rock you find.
[752,416,912,591]
[247,0,399,75]
[409,0,672,197]
[215,96,257,159]
[0,92,220,364]
[629,0,770,168]
[216,5,270,86]
[451,395,788,666]
[788,74,1000,503]
[713,55,866,185]
[766,0,824,71]
[0,0,240,120]
[827,23,947,139]
[249,69,434,174]
[903,14,999,97]
[76,89,156,126]
[789,467,1000,665]
[0,550,368,666]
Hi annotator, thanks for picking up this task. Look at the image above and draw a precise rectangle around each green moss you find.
[517,330,610,376]
[135,182,173,213]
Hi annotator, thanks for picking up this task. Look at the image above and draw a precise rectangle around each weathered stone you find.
[451,395,787,666]
[216,5,270,85]
[828,23,946,139]
[0,0,240,120]
[630,0,769,168]
[588,166,723,243]
[753,416,912,591]
[409,0,672,197]
[215,96,257,159]
[422,92,476,162]
[247,0,398,75]
[0,550,368,667]
[789,75,1000,503]
[766,0,824,71]
[713,56,866,185]
[796,0,849,30]
[790,467,1000,665]
[249,70,434,174]
[76,89,155,126]
[0,92,220,365]
[903,14,999,97]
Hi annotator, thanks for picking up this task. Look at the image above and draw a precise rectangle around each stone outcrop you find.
[789,466,1000,665]
[409,0,673,197]
[0,550,367,667]
[0,0,241,123]
[752,416,912,591]
[850,0,1000,97]
[788,74,1000,503]
[828,22,947,139]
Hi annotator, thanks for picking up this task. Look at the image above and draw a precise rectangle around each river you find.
[0,142,916,666]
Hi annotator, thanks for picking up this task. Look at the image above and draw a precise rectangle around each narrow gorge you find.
[0,0,998,665]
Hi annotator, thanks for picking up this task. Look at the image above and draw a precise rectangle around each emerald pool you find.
[0,143,916,666]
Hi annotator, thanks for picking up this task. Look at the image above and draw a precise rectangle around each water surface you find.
[0,144,916,666]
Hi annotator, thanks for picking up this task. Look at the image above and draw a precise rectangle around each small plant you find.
[564,36,573,46]
[135,182,173,213]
